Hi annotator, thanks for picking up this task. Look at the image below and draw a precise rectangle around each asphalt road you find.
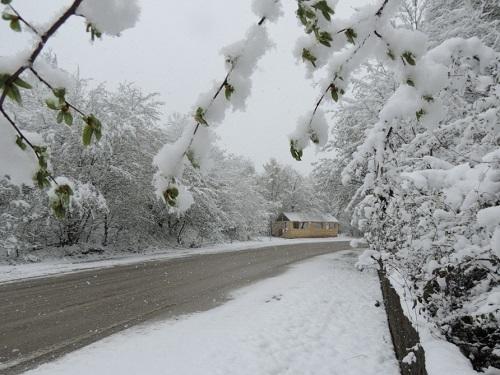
[0,240,352,374]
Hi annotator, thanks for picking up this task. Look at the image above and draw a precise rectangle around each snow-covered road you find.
[25,250,399,375]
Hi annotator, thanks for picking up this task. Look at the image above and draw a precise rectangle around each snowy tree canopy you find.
[296,0,500,369]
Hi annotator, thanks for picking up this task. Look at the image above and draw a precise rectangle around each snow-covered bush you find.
[354,37,500,374]
[284,0,500,370]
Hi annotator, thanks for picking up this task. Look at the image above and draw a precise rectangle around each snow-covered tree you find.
[424,0,500,49]
[258,158,320,216]
[280,0,500,369]
[311,61,396,234]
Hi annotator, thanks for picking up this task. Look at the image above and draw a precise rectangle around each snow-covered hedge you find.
[286,0,500,371]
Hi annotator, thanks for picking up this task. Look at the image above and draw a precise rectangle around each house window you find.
[293,222,300,229]
[300,222,308,229]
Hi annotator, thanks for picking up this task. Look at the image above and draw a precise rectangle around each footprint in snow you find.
[265,294,283,303]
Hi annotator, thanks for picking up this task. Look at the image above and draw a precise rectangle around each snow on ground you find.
[24,250,398,375]
[0,236,352,284]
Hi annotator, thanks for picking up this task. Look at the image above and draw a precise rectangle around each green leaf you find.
[13,77,32,89]
[82,125,93,146]
[416,109,426,121]
[56,111,64,124]
[33,145,48,168]
[423,95,434,103]
[53,88,66,105]
[317,31,332,47]
[345,28,357,44]
[186,149,200,169]
[305,21,319,35]
[82,114,102,144]
[51,184,74,219]
[296,3,316,27]
[194,107,208,125]
[1,0,13,4]
[9,18,21,32]
[2,13,14,21]
[290,140,303,161]
[5,84,22,104]
[94,124,102,141]
[15,135,26,150]
[301,48,317,67]
[402,51,416,66]
[34,168,51,189]
[63,111,73,126]
[45,98,59,110]
[310,132,320,144]
[406,79,415,87]
[224,83,234,101]
[51,201,66,219]
[52,87,66,99]
[86,23,102,41]
[163,185,179,206]
[330,85,339,102]
[387,49,395,60]
[330,85,344,102]
[311,0,334,21]
[0,73,9,87]
[56,184,73,202]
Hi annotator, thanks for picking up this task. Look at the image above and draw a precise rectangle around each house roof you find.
[281,212,339,223]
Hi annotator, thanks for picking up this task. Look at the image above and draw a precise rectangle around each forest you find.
[0,74,333,256]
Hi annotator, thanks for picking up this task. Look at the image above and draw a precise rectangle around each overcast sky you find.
[0,0,369,174]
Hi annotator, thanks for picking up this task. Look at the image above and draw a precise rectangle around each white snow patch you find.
[0,119,40,187]
[77,0,140,35]
[251,0,283,22]
[402,351,417,364]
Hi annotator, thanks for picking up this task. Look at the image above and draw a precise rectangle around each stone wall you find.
[378,270,428,375]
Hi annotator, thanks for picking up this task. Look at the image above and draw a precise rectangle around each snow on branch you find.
[152,0,283,213]
[289,0,398,161]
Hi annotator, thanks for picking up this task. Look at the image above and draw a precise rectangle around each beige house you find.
[271,212,339,239]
